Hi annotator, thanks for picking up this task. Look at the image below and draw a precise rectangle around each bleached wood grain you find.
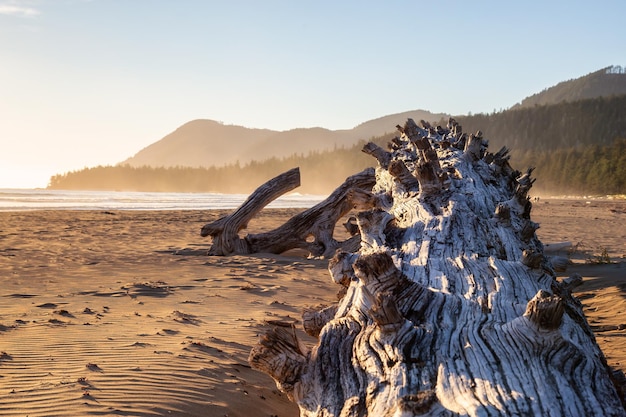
[249,119,625,416]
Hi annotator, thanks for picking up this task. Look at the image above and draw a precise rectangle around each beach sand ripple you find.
[0,202,623,416]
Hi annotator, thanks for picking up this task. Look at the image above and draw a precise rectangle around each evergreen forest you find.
[48,95,626,197]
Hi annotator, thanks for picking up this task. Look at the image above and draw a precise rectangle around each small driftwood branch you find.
[388,160,420,191]
[524,290,564,330]
[362,142,391,168]
[464,131,484,161]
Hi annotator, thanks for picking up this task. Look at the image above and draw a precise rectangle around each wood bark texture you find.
[248,118,626,416]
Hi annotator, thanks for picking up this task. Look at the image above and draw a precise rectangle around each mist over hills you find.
[123,66,626,170]
[122,121,275,168]
[51,66,626,195]
[122,110,446,168]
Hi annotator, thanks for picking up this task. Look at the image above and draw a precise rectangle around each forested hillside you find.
[515,139,625,195]
[48,134,395,194]
[122,110,443,168]
[513,65,626,109]
[49,95,626,196]
[454,94,626,153]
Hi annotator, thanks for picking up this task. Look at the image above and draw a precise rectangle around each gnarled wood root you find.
[248,325,308,400]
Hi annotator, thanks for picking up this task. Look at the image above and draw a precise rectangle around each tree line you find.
[47,136,625,196]
[453,95,626,153]
[49,95,626,196]
[47,138,392,195]
[515,138,625,196]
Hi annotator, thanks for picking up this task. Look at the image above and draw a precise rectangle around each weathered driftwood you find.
[201,168,376,257]
[200,167,301,255]
[249,118,626,416]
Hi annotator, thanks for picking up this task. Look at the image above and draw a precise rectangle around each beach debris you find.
[247,119,626,415]
[544,241,573,252]
[201,167,375,257]
[86,363,102,371]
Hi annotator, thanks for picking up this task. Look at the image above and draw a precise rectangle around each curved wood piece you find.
[244,168,376,258]
[201,168,376,258]
[200,167,301,255]
[302,304,338,337]
[362,142,391,168]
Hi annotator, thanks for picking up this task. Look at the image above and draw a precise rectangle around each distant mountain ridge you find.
[513,65,626,109]
[51,66,626,195]
[122,66,626,169]
[122,110,446,168]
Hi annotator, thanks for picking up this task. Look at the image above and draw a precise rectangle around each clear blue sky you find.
[1,0,624,188]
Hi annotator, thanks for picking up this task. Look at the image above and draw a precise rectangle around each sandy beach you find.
[0,199,624,416]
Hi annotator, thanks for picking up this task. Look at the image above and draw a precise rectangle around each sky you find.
[1,0,624,189]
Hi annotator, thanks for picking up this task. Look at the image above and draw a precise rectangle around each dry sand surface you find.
[532,198,626,380]
[0,199,624,416]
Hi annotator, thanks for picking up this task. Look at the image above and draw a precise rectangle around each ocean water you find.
[0,189,326,211]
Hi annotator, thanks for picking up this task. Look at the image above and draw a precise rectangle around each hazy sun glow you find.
[1,1,624,189]
[0,163,53,189]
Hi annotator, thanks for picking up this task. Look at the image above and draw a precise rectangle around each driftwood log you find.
[246,118,626,416]
[201,167,375,258]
